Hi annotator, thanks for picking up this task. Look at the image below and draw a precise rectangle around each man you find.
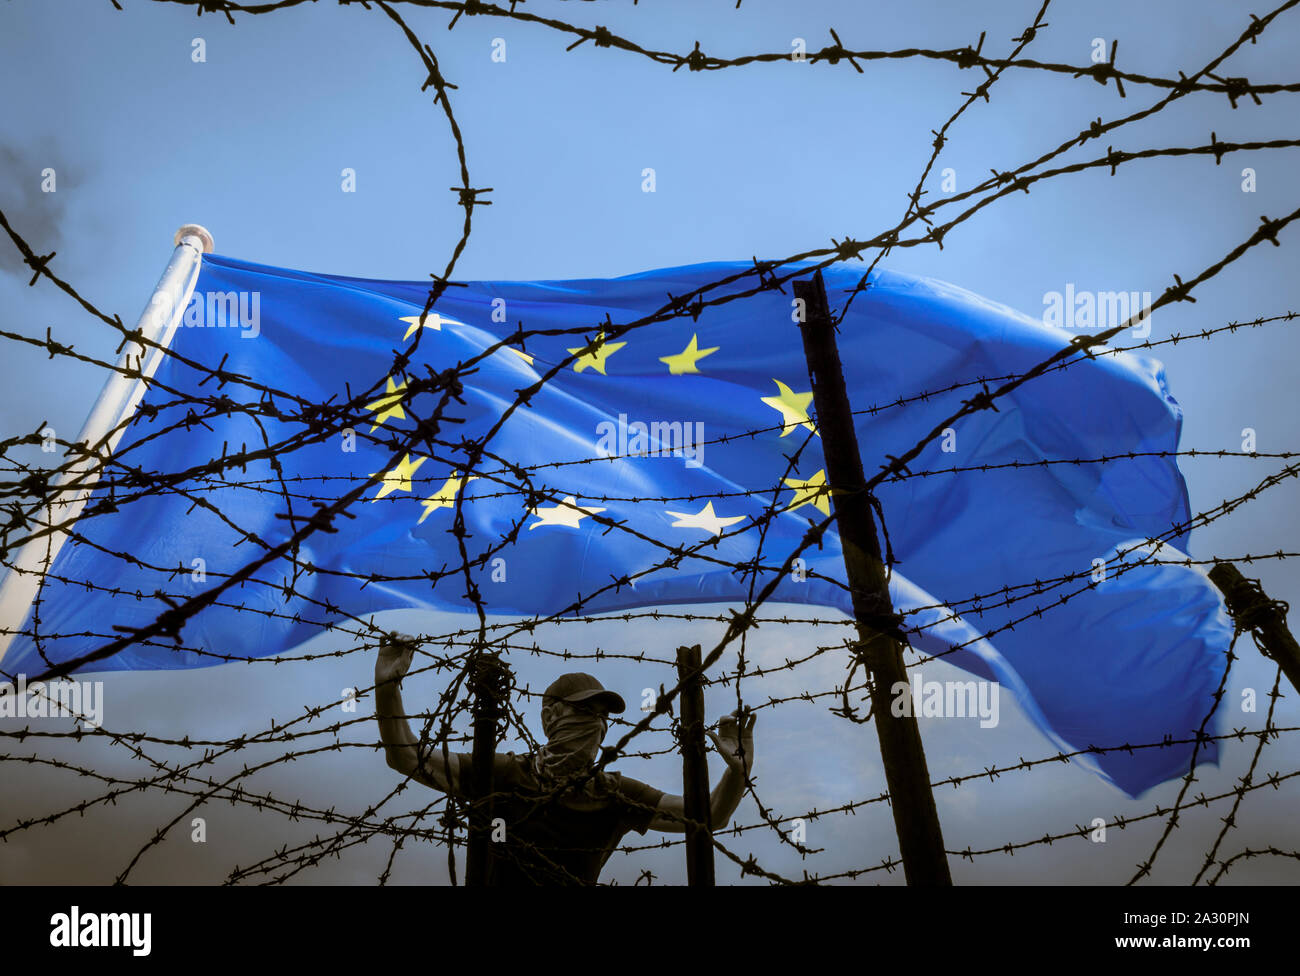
[374,633,756,885]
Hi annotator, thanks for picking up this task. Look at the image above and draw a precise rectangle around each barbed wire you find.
[1,0,1298,885]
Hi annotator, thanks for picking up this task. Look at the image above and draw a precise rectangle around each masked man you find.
[374,633,756,885]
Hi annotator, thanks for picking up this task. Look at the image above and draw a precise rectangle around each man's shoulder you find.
[458,752,664,805]
[473,750,535,777]
[454,750,533,769]
[497,751,536,774]
[602,769,666,804]
[451,750,536,793]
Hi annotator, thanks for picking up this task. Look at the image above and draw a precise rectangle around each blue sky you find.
[1,0,1298,884]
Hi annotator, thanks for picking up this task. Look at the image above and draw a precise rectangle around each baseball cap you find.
[543,672,626,713]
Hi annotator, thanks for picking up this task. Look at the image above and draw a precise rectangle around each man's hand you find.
[376,632,417,687]
[707,707,756,775]
[649,707,756,833]
[374,631,458,793]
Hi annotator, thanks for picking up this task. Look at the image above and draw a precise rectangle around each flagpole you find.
[0,224,214,669]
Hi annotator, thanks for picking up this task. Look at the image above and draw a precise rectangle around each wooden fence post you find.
[1209,562,1300,695]
[676,643,715,886]
[792,269,952,886]
[465,653,509,886]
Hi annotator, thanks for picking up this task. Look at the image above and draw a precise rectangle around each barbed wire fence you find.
[0,0,1297,885]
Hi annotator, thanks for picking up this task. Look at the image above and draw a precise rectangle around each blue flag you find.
[2,255,1230,796]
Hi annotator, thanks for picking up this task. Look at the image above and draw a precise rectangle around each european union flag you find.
[1,255,1230,797]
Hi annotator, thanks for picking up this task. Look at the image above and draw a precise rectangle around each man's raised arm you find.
[648,708,756,832]
[374,633,460,793]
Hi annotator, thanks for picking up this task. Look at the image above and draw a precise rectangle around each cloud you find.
[0,140,82,277]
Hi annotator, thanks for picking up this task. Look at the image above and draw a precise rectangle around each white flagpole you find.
[0,224,214,669]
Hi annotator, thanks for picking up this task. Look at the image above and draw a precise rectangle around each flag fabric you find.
[2,255,1231,796]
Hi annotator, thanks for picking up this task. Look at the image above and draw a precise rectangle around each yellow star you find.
[528,495,606,530]
[665,501,745,536]
[567,331,626,375]
[365,377,408,431]
[783,470,833,515]
[658,333,719,375]
[398,311,466,340]
[417,474,478,524]
[370,453,428,500]
[507,346,535,365]
[761,379,817,437]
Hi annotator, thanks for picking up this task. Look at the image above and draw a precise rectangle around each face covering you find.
[537,708,607,781]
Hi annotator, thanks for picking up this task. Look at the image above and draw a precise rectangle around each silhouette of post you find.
[465,653,509,886]
[792,269,952,886]
[676,643,715,886]
[1210,562,1300,695]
